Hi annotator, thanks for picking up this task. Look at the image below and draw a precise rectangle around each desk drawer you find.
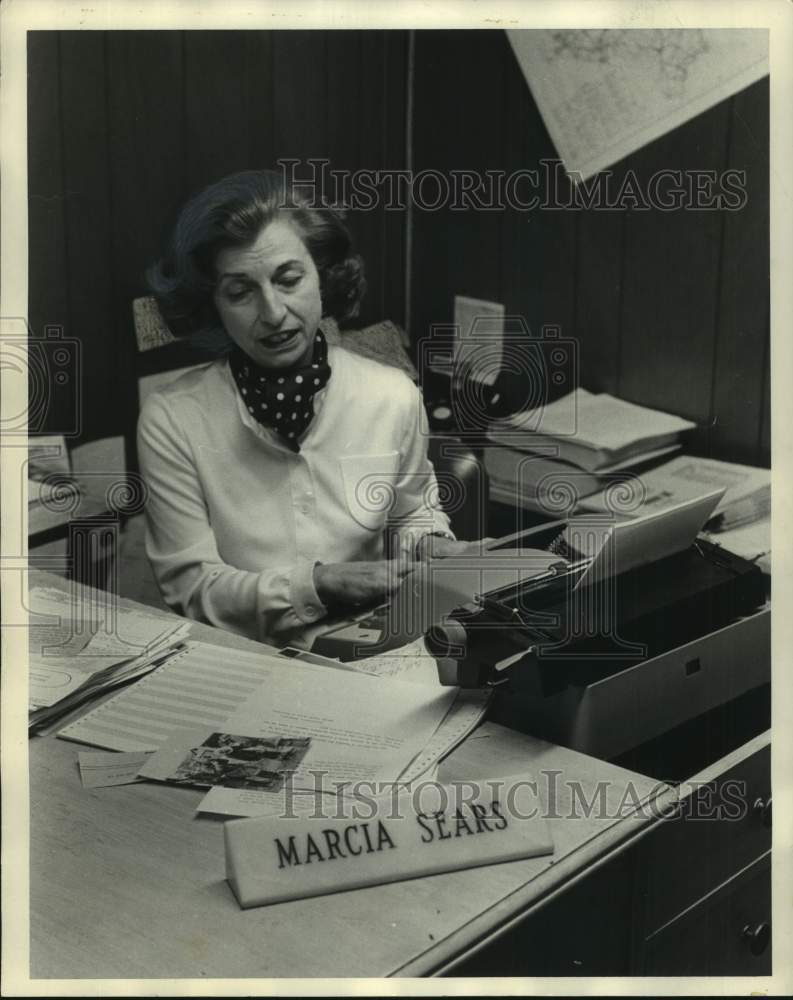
[639,737,770,934]
[643,852,771,976]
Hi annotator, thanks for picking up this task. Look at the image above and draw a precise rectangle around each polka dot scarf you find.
[229,331,332,452]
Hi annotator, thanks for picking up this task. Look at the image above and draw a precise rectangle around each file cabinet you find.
[444,721,771,976]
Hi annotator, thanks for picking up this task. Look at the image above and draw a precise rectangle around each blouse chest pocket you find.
[339,452,401,531]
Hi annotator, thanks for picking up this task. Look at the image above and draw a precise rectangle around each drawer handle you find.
[752,796,772,828]
[742,922,771,956]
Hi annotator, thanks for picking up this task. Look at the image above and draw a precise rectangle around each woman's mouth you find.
[259,329,300,350]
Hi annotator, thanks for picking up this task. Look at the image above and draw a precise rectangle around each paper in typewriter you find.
[573,488,726,587]
[387,548,564,636]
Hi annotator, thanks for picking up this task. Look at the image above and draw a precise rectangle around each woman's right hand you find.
[313,560,417,611]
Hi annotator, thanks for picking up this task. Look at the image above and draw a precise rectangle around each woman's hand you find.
[313,560,418,610]
[415,535,497,561]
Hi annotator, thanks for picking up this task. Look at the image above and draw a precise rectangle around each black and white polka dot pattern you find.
[229,331,331,452]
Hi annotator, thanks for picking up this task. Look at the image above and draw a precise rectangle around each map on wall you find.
[506,29,768,180]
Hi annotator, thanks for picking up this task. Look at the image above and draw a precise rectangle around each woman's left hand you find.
[415,535,496,561]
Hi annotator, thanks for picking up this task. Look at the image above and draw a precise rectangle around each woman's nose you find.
[257,286,287,327]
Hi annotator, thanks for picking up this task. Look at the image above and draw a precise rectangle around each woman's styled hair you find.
[147,169,366,341]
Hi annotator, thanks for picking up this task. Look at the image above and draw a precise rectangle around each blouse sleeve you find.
[137,393,327,644]
[387,381,455,560]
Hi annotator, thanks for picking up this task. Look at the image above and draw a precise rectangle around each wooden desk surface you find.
[28,571,674,980]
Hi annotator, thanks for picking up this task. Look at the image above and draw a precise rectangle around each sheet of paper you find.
[141,663,457,800]
[453,295,505,386]
[575,489,725,587]
[28,587,189,711]
[397,689,491,784]
[78,750,152,788]
[57,640,294,751]
[388,548,563,636]
[28,433,71,475]
[30,641,189,729]
[196,688,489,819]
[29,588,112,709]
[702,516,771,568]
[83,614,188,659]
[543,393,693,453]
[29,585,186,656]
[29,653,126,711]
[198,784,306,818]
[580,454,770,518]
[350,636,441,686]
[493,387,594,439]
[507,29,768,180]
[198,764,443,819]
[344,640,492,783]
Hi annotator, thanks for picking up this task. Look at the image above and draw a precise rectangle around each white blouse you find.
[137,344,453,646]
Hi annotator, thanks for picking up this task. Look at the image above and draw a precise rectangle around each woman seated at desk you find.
[138,169,476,647]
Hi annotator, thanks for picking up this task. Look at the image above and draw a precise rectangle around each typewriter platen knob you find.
[425,619,467,660]
[426,619,485,687]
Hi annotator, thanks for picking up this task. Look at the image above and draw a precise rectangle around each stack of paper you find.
[484,389,694,512]
[28,587,190,730]
[487,388,694,474]
[578,455,771,570]
[579,454,767,516]
[484,445,677,511]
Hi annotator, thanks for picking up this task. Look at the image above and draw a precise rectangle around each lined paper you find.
[57,641,295,751]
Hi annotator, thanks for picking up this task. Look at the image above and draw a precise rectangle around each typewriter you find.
[314,492,770,759]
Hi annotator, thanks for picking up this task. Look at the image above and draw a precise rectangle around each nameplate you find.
[225,778,554,908]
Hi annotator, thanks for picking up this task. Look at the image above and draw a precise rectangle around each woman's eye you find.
[226,286,252,302]
[278,273,302,289]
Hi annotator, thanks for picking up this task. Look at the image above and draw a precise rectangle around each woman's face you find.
[213,217,322,370]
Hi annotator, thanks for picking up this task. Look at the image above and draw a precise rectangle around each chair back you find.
[132,296,417,374]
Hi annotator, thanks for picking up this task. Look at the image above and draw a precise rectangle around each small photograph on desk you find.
[167,733,311,791]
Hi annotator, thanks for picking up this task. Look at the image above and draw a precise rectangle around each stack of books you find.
[485,388,696,511]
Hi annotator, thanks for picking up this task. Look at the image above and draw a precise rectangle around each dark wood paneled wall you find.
[411,31,770,466]
[27,30,408,447]
[29,29,769,467]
